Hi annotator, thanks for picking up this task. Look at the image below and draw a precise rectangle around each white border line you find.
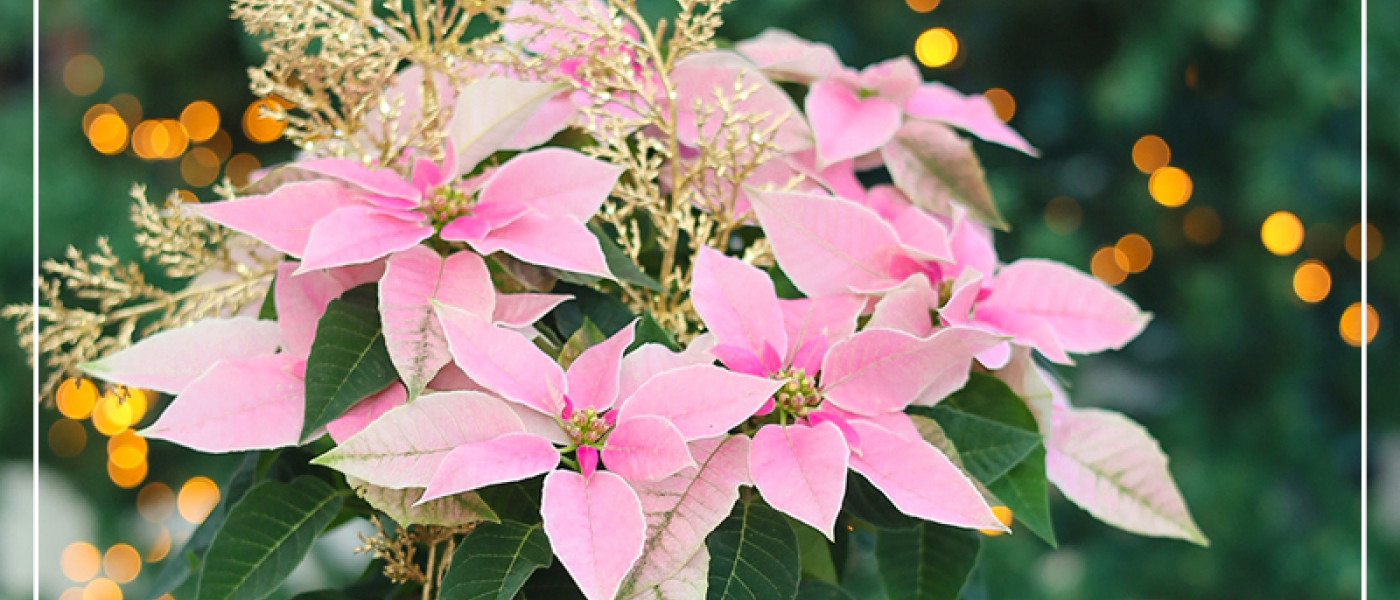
[1359,0,1369,595]
[31,0,41,596]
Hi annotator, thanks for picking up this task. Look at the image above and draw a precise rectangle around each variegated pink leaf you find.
[748,188,910,298]
[748,422,848,539]
[380,248,496,398]
[451,77,566,174]
[566,322,636,412]
[619,364,781,441]
[326,382,407,443]
[882,119,1005,230]
[480,148,623,222]
[435,303,567,415]
[979,259,1152,355]
[192,180,355,257]
[81,316,282,394]
[822,326,1002,416]
[602,415,695,482]
[734,28,842,83]
[847,419,1005,530]
[542,470,648,600]
[297,205,433,273]
[903,82,1038,156]
[140,354,304,453]
[419,433,561,502]
[691,247,788,360]
[807,78,903,167]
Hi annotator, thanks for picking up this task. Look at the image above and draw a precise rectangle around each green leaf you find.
[885,120,1007,231]
[873,523,980,600]
[352,481,498,527]
[590,222,663,291]
[551,282,636,339]
[985,446,1056,547]
[438,521,553,600]
[631,312,681,352]
[791,520,839,585]
[706,498,801,600]
[257,275,277,321]
[477,476,545,525]
[843,474,918,531]
[908,373,1041,483]
[557,318,606,370]
[197,475,344,600]
[302,285,398,439]
[147,453,260,600]
[764,264,804,299]
[520,562,587,600]
[797,580,857,600]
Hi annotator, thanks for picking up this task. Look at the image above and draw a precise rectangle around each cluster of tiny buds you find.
[425,185,475,224]
[774,367,822,415]
[564,407,612,445]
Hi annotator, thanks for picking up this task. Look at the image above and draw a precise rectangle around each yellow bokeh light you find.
[906,0,940,11]
[1132,135,1171,174]
[181,147,222,188]
[61,541,101,582]
[1148,166,1192,207]
[1340,302,1379,346]
[1345,222,1382,261]
[147,527,173,562]
[122,387,149,424]
[82,104,119,137]
[179,476,221,524]
[109,94,143,127]
[1045,196,1082,235]
[1292,260,1331,304]
[915,28,958,68]
[1183,206,1221,245]
[64,54,104,96]
[244,98,287,143]
[1091,246,1129,286]
[154,120,190,159]
[49,419,88,458]
[103,544,141,584]
[983,88,1015,122]
[88,114,129,155]
[131,120,158,159]
[980,505,1014,536]
[1261,211,1305,256]
[107,430,148,469]
[1115,233,1153,273]
[225,153,263,188]
[91,391,134,436]
[108,457,148,489]
[57,377,99,419]
[180,100,220,142]
[138,482,177,522]
[82,577,122,600]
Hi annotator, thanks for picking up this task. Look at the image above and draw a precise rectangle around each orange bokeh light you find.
[1340,302,1379,346]
[244,98,287,143]
[1148,166,1192,207]
[57,377,99,419]
[1132,135,1171,174]
[179,476,221,523]
[1091,246,1129,286]
[1261,211,1305,256]
[1115,233,1153,273]
[61,541,101,582]
[180,100,220,142]
[983,88,1015,122]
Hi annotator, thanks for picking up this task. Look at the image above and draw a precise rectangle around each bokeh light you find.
[180,100,220,142]
[1345,222,1382,261]
[244,98,287,143]
[1261,211,1305,256]
[155,120,191,159]
[88,114,129,155]
[1340,302,1379,346]
[1292,260,1331,303]
[82,104,119,137]
[225,153,263,188]
[61,541,101,582]
[1148,166,1192,207]
[108,458,147,489]
[202,128,234,162]
[147,527,172,562]
[1183,206,1221,245]
[906,0,940,11]
[179,476,221,523]
[64,54,104,96]
[138,482,177,522]
[103,544,142,584]
[49,419,88,458]
[1132,135,1171,174]
[91,391,134,436]
[1091,246,1129,285]
[981,505,1015,536]
[82,577,121,600]
[1115,233,1153,273]
[983,88,1015,122]
[59,587,84,600]
[57,377,99,419]
[109,94,143,127]
[915,28,958,68]
[181,147,222,187]
[107,430,148,469]
[1044,196,1082,234]
[130,120,159,159]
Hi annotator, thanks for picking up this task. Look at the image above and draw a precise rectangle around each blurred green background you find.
[6,0,1389,598]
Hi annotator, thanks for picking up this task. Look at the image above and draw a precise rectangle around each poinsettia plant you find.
[15,1,1207,599]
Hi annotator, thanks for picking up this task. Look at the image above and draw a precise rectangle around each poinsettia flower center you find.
[562,406,614,446]
[773,367,823,418]
[425,185,478,225]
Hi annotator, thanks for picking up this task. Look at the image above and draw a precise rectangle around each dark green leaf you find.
[146,453,260,600]
[302,285,397,439]
[843,474,919,531]
[519,561,587,600]
[707,498,801,600]
[197,476,344,600]
[908,373,1040,483]
[985,446,1056,547]
[551,282,635,339]
[631,312,680,352]
[797,580,858,600]
[765,264,804,299]
[439,521,553,600]
[257,275,277,321]
[791,519,839,584]
[873,523,980,600]
[557,318,606,370]
[477,476,545,525]
[590,222,663,291]
[289,564,399,600]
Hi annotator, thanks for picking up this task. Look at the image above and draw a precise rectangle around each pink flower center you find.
[424,185,477,225]
[563,407,614,447]
[773,367,823,418]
